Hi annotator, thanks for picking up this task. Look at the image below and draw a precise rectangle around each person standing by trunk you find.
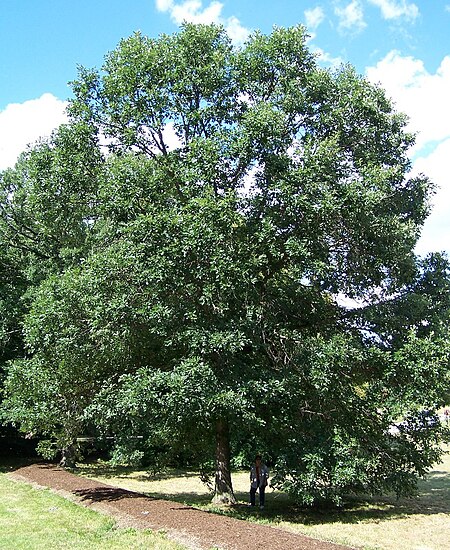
[250,454,269,509]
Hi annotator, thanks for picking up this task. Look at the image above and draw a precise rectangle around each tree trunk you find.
[212,418,236,505]
[59,443,76,469]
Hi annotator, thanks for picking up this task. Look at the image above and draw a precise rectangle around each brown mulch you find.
[8,463,356,550]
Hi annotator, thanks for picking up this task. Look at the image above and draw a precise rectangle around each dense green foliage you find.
[1,24,449,505]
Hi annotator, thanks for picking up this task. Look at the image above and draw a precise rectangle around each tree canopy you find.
[1,23,449,505]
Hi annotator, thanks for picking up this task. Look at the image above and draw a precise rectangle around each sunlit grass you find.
[0,469,186,550]
[77,446,450,550]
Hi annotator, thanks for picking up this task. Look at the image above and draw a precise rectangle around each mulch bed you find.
[8,463,355,550]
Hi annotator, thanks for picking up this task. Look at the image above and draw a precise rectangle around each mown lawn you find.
[77,446,450,550]
[0,463,186,550]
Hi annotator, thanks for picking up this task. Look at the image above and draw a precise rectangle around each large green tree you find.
[1,24,449,504]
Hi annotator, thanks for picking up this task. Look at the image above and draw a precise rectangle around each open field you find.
[77,446,450,550]
[0,463,185,550]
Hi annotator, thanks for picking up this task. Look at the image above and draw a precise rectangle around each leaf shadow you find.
[153,470,450,526]
[73,486,150,503]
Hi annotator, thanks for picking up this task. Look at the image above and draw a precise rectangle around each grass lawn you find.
[0,462,186,550]
[77,446,450,550]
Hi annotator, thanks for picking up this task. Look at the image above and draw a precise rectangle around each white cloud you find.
[413,138,450,256]
[170,0,223,24]
[313,47,344,68]
[366,52,450,256]
[335,1,366,33]
[225,15,250,45]
[305,6,325,30]
[156,0,174,10]
[0,94,68,171]
[155,0,250,44]
[161,121,182,151]
[366,52,450,154]
[303,7,342,68]
[368,0,419,21]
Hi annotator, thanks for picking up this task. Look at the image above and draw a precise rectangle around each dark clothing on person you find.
[250,461,269,508]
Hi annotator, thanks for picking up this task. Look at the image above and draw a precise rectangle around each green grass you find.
[77,447,450,550]
[0,465,186,550]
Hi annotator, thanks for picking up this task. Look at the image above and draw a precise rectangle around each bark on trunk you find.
[212,418,236,505]
[59,443,76,469]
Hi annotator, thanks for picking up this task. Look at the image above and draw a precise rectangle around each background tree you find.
[0,247,27,450]
[1,23,449,505]
[0,121,103,464]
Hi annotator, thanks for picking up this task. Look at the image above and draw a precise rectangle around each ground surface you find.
[9,463,355,550]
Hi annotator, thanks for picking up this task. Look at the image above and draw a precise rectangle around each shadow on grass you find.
[135,469,450,527]
[78,463,201,483]
[73,486,151,503]
[18,457,448,526]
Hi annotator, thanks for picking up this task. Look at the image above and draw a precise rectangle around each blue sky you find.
[1,0,449,255]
